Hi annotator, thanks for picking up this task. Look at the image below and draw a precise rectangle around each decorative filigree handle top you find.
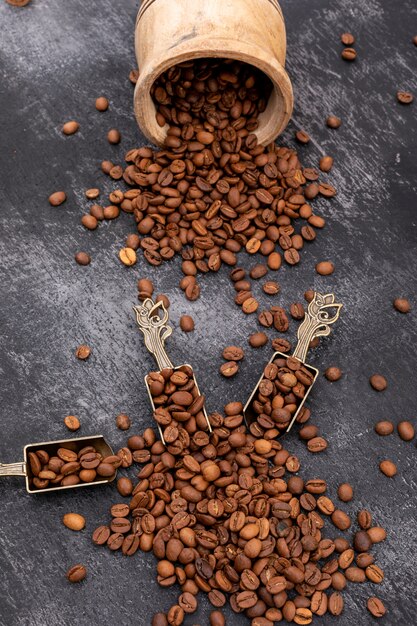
[133,299,174,371]
[292,292,343,363]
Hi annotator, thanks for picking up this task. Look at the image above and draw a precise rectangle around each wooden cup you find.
[134,0,293,147]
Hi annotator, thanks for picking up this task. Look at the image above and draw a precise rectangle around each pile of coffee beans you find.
[246,355,315,438]
[147,365,209,451]
[28,443,117,490]
[93,58,336,302]
[91,397,387,624]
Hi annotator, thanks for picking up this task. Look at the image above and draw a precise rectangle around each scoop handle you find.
[133,299,174,371]
[0,462,26,477]
[292,292,343,362]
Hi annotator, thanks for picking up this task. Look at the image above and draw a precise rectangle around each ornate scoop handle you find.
[0,461,26,477]
[292,292,343,363]
[133,299,174,371]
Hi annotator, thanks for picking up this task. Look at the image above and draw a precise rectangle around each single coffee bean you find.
[62,120,79,135]
[220,361,238,378]
[375,420,394,435]
[249,332,268,348]
[209,610,225,626]
[92,525,111,545]
[366,564,384,584]
[49,191,66,206]
[116,477,133,497]
[119,247,137,266]
[81,214,98,230]
[75,251,91,266]
[325,366,342,381]
[316,261,334,275]
[95,96,109,111]
[341,32,355,45]
[341,47,357,61]
[331,509,351,530]
[307,437,328,453]
[354,530,372,553]
[328,592,344,616]
[295,130,310,144]
[397,90,413,104]
[108,128,121,144]
[337,483,353,502]
[319,156,334,172]
[379,460,397,477]
[367,597,386,618]
[262,281,280,295]
[369,374,387,391]
[126,234,140,250]
[129,69,139,84]
[397,420,415,441]
[64,415,80,431]
[180,315,194,332]
[63,513,86,531]
[85,188,100,199]
[75,344,91,360]
[393,297,410,313]
[290,303,305,320]
[326,115,342,128]
[367,527,387,543]
[116,413,131,431]
[357,509,372,530]
[222,346,244,361]
[66,564,86,583]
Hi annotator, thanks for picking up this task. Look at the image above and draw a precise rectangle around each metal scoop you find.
[0,435,116,494]
[133,298,212,444]
[244,292,343,435]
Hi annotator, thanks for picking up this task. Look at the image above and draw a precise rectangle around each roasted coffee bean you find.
[92,525,111,545]
[66,564,86,583]
[337,483,353,502]
[341,47,356,61]
[326,115,342,128]
[341,32,355,45]
[180,316,195,333]
[108,128,121,144]
[62,120,79,135]
[397,420,415,441]
[63,513,85,531]
[75,344,91,360]
[325,367,342,381]
[397,90,413,104]
[49,191,66,206]
[367,597,386,618]
[369,374,387,391]
[366,564,384,584]
[319,156,334,172]
[81,214,98,230]
[64,415,80,431]
[249,332,268,348]
[316,261,334,275]
[209,611,225,626]
[379,460,397,477]
[220,361,239,378]
[75,252,91,266]
[367,527,387,543]
[95,96,109,111]
[328,592,344,615]
[374,420,394,436]
[262,281,280,295]
[307,437,328,453]
[295,130,310,144]
[116,413,131,431]
[271,338,292,353]
[357,509,372,530]
[290,303,305,320]
[393,297,410,313]
[119,247,137,266]
[353,531,372,553]
[331,509,351,530]
[222,346,244,361]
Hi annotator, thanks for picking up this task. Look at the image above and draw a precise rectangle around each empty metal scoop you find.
[133,298,212,444]
[244,292,343,436]
[0,435,116,494]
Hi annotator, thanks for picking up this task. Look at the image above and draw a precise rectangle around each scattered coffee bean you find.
[107,128,121,144]
[397,90,413,104]
[271,337,292,353]
[337,483,354,502]
[341,32,355,45]
[6,0,32,5]
[326,115,342,128]
[295,130,310,144]
[180,315,195,333]
[393,297,410,313]
[116,414,131,431]
[75,251,91,266]
[379,460,397,477]
[367,597,386,618]
[222,346,244,361]
[64,415,81,431]
[325,367,342,381]
[81,214,98,230]
[62,120,79,135]
[126,233,141,250]
[138,278,154,300]
[262,281,280,295]
[316,261,335,275]
[354,530,372,553]
[307,437,328,453]
[368,526,387,543]
[290,303,305,320]
[119,247,137,266]
[319,155,334,172]
[369,374,387,391]
[49,191,67,206]
[341,47,357,61]
[304,290,315,302]
[209,610,225,626]
[66,564,87,583]
[95,96,109,111]
[129,69,139,84]
[63,513,86,531]
[85,188,100,199]
[332,509,351,530]
[374,420,394,436]
[397,420,414,441]
[220,361,239,378]
[358,509,372,530]
[249,332,268,348]
[75,344,91,360]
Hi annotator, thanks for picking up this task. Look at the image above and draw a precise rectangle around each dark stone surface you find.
[0,0,416,624]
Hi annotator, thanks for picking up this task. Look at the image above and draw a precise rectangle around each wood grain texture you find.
[0,0,416,624]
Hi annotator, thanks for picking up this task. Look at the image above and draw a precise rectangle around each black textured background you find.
[0,1,416,625]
